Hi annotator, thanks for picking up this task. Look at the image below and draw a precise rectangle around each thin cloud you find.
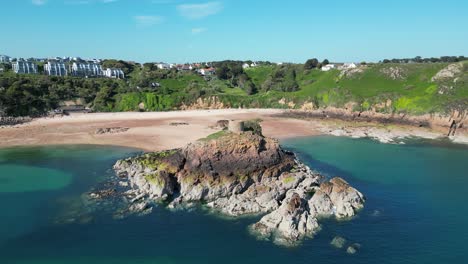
[191,27,207,35]
[134,16,164,27]
[177,2,223,20]
[32,0,47,5]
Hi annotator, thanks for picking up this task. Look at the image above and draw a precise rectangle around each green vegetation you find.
[283,176,296,184]
[135,150,178,172]
[1,59,466,117]
[199,130,229,141]
[243,119,263,136]
[145,173,165,187]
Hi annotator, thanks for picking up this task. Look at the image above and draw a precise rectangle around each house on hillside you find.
[180,64,192,71]
[71,62,102,77]
[242,63,250,69]
[45,61,68,76]
[13,60,38,74]
[321,64,336,71]
[157,63,171,70]
[103,68,125,79]
[199,67,216,76]
[338,63,357,70]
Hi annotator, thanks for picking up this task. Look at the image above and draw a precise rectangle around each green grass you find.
[245,65,275,88]
[199,130,229,141]
[241,62,466,114]
[158,74,204,91]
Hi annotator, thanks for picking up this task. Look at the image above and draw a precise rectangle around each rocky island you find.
[113,120,365,246]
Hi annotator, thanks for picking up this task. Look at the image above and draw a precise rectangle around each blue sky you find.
[1,0,467,63]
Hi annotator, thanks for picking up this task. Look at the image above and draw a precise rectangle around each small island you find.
[113,120,365,246]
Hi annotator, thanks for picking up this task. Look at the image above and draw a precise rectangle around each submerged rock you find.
[330,236,347,249]
[113,128,365,246]
[347,243,362,254]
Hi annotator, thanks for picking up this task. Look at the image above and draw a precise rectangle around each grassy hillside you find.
[238,62,467,114]
[1,61,466,116]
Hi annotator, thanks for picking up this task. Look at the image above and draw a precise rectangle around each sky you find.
[0,0,467,63]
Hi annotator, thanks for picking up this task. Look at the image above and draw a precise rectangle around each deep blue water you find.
[0,137,467,264]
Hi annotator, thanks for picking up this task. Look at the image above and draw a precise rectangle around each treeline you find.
[382,56,467,64]
[0,74,129,116]
[212,61,257,95]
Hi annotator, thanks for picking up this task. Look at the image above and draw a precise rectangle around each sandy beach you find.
[0,109,466,151]
[0,109,322,151]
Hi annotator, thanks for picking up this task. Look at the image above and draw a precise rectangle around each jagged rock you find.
[95,127,129,135]
[432,63,463,82]
[250,191,319,246]
[331,236,347,248]
[128,201,151,213]
[119,181,129,187]
[309,177,365,218]
[380,66,406,80]
[347,243,361,254]
[115,132,296,204]
[113,129,365,246]
[215,120,230,128]
[169,122,189,126]
[88,188,117,199]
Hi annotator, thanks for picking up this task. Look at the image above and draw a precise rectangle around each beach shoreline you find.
[0,109,466,151]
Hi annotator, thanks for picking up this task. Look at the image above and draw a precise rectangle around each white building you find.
[199,68,216,76]
[157,63,171,70]
[103,68,125,79]
[321,64,336,71]
[242,63,250,69]
[44,61,68,76]
[71,62,102,77]
[13,61,38,74]
[339,63,357,70]
[0,55,11,63]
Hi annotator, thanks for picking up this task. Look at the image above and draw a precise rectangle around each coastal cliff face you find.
[113,130,365,246]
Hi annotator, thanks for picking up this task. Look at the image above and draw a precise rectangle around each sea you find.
[0,136,467,264]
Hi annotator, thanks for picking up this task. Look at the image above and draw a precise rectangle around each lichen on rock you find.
[113,126,365,246]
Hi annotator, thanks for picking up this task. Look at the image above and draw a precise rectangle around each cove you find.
[0,138,467,264]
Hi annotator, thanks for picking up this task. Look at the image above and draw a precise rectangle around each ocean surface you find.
[0,137,467,264]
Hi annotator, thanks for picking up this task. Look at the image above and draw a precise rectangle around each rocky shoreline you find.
[111,123,365,246]
[275,109,468,144]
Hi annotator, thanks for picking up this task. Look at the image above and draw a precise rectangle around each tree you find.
[304,58,319,69]
[216,65,229,80]
[244,81,257,95]
[143,63,156,71]
[322,59,330,65]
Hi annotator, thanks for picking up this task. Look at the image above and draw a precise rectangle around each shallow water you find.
[0,138,467,263]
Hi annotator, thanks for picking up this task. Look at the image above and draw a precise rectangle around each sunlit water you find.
[0,138,467,263]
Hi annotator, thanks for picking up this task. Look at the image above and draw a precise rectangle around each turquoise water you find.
[0,138,467,263]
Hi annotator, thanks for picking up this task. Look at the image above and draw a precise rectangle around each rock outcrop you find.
[114,129,365,246]
[432,63,463,82]
[95,127,129,135]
